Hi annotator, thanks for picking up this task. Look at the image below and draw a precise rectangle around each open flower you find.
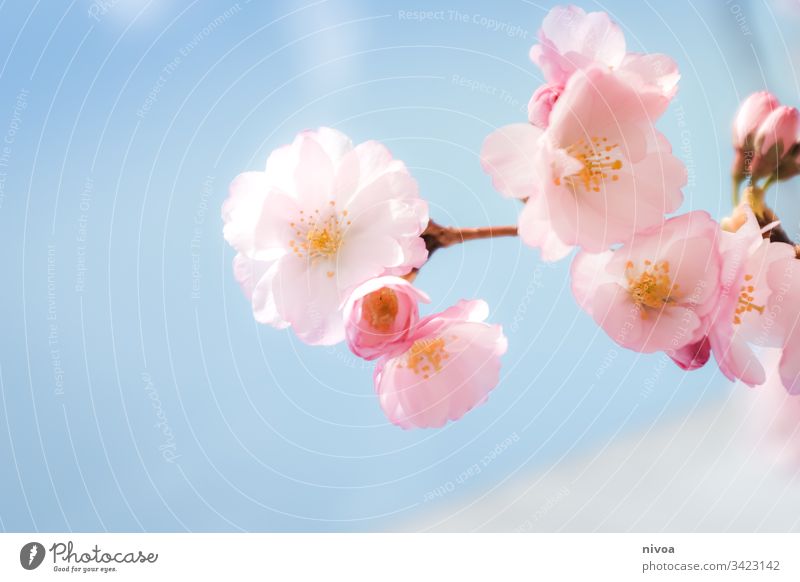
[530,5,679,120]
[374,300,507,429]
[482,67,686,260]
[700,208,797,386]
[223,128,429,345]
[571,211,721,354]
[343,276,430,360]
[530,5,626,87]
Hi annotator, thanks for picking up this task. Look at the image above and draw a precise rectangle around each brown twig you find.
[754,205,800,258]
[403,220,519,282]
[421,220,518,257]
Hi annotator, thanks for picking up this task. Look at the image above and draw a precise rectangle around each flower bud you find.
[755,105,799,155]
[733,91,779,148]
[343,276,429,360]
[751,106,800,179]
[669,336,711,371]
[527,83,561,129]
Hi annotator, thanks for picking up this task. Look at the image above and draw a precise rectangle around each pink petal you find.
[222,171,271,256]
[375,317,507,429]
[518,194,574,261]
[531,6,625,84]
[616,53,680,119]
[480,123,544,199]
[271,258,345,345]
[711,329,766,386]
[336,233,404,291]
[570,250,615,315]
[293,132,335,209]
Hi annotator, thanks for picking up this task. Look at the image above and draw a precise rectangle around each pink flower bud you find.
[527,83,561,129]
[668,336,710,371]
[755,105,799,155]
[343,276,429,360]
[733,91,779,147]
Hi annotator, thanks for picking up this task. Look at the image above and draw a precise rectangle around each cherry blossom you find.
[219,5,800,432]
[530,5,626,87]
[571,211,721,354]
[223,128,429,345]
[701,208,797,386]
[343,276,430,360]
[374,300,507,429]
[529,5,679,123]
[482,67,686,260]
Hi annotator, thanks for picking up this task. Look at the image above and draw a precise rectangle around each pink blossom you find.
[530,5,626,87]
[343,276,430,360]
[223,128,429,345]
[571,211,721,354]
[705,209,796,387]
[527,83,561,129]
[733,91,779,148]
[374,300,507,429]
[529,5,678,119]
[482,67,686,260]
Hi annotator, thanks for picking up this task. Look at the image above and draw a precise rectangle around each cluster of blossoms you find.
[480,4,800,394]
[222,128,507,428]
[223,5,800,430]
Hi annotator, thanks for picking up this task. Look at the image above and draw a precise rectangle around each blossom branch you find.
[756,206,800,258]
[421,220,518,257]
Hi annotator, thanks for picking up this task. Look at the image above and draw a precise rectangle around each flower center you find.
[555,136,623,193]
[733,273,764,325]
[405,337,449,379]
[306,223,340,257]
[626,259,679,318]
[289,203,352,273]
[362,287,399,332]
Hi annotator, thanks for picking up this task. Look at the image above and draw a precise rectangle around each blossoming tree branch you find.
[222,5,800,429]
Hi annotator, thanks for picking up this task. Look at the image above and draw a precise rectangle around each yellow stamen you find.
[733,273,764,325]
[626,260,678,319]
[406,337,449,379]
[362,288,399,332]
[292,210,345,261]
[555,136,624,193]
